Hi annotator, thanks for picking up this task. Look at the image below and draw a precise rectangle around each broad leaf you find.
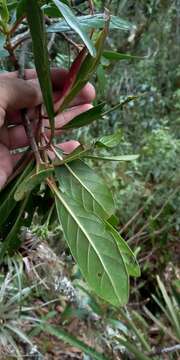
[84,155,139,161]
[47,14,133,33]
[14,166,54,201]
[55,159,115,218]
[62,103,105,129]
[50,177,128,306]
[106,222,140,277]
[96,130,123,148]
[55,160,139,278]
[52,0,96,57]
[25,0,55,137]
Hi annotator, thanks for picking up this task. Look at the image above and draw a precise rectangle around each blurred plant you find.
[0,257,42,359]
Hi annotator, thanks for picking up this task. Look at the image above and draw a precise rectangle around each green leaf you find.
[117,338,150,360]
[103,50,141,61]
[106,222,140,277]
[55,159,115,219]
[97,64,106,97]
[53,145,91,166]
[43,324,108,360]
[0,161,34,229]
[84,155,139,161]
[52,183,129,307]
[16,0,26,20]
[96,130,123,148]
[0,33,8,57]
[52,0,96,57]
[103,95,142,116]
[0,196,29,261]
[14,166,54,201]
[25,0,55,137]
[156,276,180,338]
[56,160,138,286]
[62,103,105,129]
[47,13,133,33]
[57,24,109,112]
[0,0,9,24]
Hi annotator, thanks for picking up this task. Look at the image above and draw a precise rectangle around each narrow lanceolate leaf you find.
[0,33,7,57]
[57,16,109,112]
[84,155,139,161]
[0,196,29,261]
[103,50,141,61]
[54,145,91,165]
[52,0,96,57]
[25,0,55,137]
[43,324,108,360]
[55,159,115,219]
[54,47,87,112]
[47,14,133,33]
[62,103,105,129]
[0,161,33,229]
[0,0,9,24]
[53,186,129,306]
[14,166,54,201]
[96,130,123,148]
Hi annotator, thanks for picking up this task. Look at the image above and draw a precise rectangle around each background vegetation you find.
[0,0,179,359]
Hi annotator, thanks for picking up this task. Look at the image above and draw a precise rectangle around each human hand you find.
[0,69,95,189]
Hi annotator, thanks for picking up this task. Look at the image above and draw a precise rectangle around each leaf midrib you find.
[65,162,111,215]
[55,189,121,304]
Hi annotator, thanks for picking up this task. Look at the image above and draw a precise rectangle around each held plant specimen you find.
[0,0,140,307]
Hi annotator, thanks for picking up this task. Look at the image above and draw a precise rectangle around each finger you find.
[0,144,13,189]
[57,140,80,154]
[0,78,42,127]
[44,103,93,136]
[48,140,80,161]
[0,68,68,87]
[11,140,80,167]
[2,68,95,106]
[24,68,96,105]
[1,103,92,149]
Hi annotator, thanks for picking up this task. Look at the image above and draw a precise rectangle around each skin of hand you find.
[0,69,95,189]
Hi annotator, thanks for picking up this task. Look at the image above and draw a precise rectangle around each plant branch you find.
[9,15,25,36]
[147,343,180,357]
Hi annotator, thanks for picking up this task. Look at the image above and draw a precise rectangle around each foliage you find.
[0,0,140,308]
[0,0,179,358]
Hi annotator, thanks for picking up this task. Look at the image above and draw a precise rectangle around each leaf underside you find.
[55,191,129,306]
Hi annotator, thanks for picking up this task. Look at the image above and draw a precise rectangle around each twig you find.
[9,15,25,36]
[120,206,144,234]
[48,33,56,52]
[88,0,94,14]
[147,343,180,357]
[22,110,42,166]
[60,32,81,51]
[12,32,30,50]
